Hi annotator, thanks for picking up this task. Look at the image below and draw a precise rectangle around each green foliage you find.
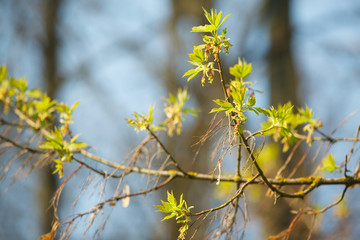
[126,104,155,132]
[56,101,80,133]
[191,8,229,33]
[298,105,322,144]
[183,8,232,85]
[1,7,354,240]
[127,88,198,136]
[229,58,252,79]
[154,191,193,240]
[210,59,257,135]
[183,46,212,85]
[260,103,322,151]
[39,128,87,177]
[210,99,234,115]
[163,88,198,136]
[321,153,338,172]
[0,66,7,82]
[0,65,87,177]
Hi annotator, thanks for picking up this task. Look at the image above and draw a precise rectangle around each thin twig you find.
[215,51,229,100]
[63,175,175,224]
[79,148,360,186]
[191,174,259,216]
[147,127,188,176]
[240,133,316,199]
[0,134,46,154]
[303,185,349,215]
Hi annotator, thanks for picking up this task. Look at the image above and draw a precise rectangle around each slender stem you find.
[8,98,360,193]
[0,117,33,129]
[299,185,349,215]
[294,132,360,143]
[216,50,229,100]
[215,51,299,198]
[3,131,360,187]
[246,125,275,140]
[215,50,242,190]
[0,135,46,154]
[248,126,360,143]
[236,138,242,180]
[147,127,188,176]
[347,124,360,162]
[191,174,259,216]
[240,132,322,199]
[214,50,359,199]
[240,133,294,198]
[64,175,175,224]
[76,154,360,186]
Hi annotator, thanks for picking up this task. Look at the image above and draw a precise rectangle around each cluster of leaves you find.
[210,58,259,135]
[0,6,357,240]
[163,88,198,136]
[183,8,232,85]
[154,8,324,238]
[154,191,193,240]
[126,88,198,240]
[261,103,322,151]
[181,8,322,147]
[126,104,155,133]
[0,66,87,177]
[39,128,87,177]
[127,88,198,137]
[0,66,54,127]
[205,59,321,146]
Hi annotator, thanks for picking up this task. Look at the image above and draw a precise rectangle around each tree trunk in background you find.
[266,0,299,107]
[152,1,218,239]
[39,0,63,234]
[261,0,308,238]
[42,0,64,98]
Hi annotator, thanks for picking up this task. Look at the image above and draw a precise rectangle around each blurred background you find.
[0,0,359,239]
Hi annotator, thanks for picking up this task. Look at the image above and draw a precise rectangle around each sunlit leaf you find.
[213,99,233,108]
[247,96,256,107]
[229,58,252,79]
[218,14,231,28]
[321,154,336,172]
[27,89,43,98]
[0,66,7,82]
[191,24,216,33]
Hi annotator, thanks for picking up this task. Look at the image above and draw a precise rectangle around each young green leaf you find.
[247,96,256,107]
[321,154,336,172]
[70,100,80,113]
[191,24,216,33]
[154,191,193,240]
[210,99,234,114]
[188,46,205,65]
[229,58,252,79]
[26,88,43,98]
[218,13,231,29]
[0,66,7,82]
[163,88,198,136]
[182,68,201,82]
[213,99,233,109]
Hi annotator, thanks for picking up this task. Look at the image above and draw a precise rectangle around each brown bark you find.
[38,0,63,234]
[260,0,309,238]
[151,1,219,239]
[266,0,300,107]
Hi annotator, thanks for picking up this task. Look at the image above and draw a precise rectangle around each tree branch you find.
[191,174,260,216]
[147,127,188,176]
